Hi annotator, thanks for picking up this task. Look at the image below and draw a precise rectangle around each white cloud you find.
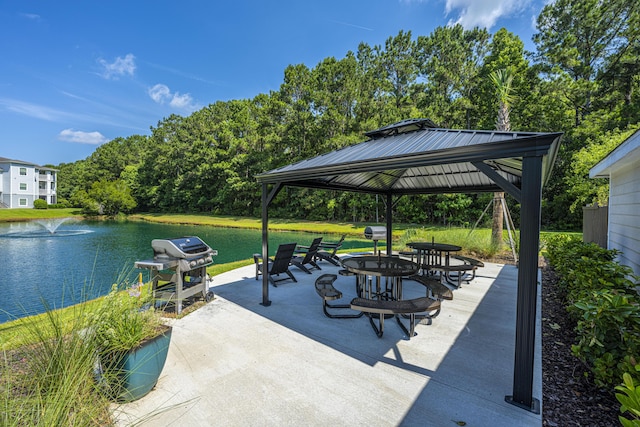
[444,0,529,30]
[148,83,197,110]
[1,98,61,121]
[20,13,42,21]
[58,129,109,145]
[148,84,171,103]
[169,93,194,108]
[0,97,78,121]
[98,53,136,80]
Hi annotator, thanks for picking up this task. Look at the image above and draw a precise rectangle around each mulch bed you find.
[540,261,620,426]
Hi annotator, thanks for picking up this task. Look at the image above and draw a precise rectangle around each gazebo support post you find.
[261,182,284,307]
[386,193,393,256]
[261,183,271,306]
[505,154,542,413]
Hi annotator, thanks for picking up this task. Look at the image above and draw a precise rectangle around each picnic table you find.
[406,241,462,274]
[342,255,442,339]
[341,255,418,300]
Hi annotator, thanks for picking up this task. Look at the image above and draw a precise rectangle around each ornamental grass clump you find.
[92,283,163,353]
[0,272,170,425]
[1,300,112,426]
[91,283,169,401]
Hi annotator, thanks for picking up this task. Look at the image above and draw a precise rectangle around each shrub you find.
[572,291,640,387]
[544,234,618,296]
[564,256,636,312]
[616,364,640,427]
[546,237,640,389]
[48,200,73,208]
[32,199,48,209]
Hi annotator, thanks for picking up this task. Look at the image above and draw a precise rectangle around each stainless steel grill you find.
[135,236,218,314]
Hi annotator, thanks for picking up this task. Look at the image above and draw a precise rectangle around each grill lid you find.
[152,236,213,259]
[364,226,387,240]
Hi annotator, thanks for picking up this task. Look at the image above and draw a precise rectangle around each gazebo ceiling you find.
[256,119,562,198]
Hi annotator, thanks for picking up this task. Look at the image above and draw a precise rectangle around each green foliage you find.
[617,365,640,426]
[433,194,473,226]
[91,284,162,353]
[572,291,640,387]
[53,5,640,229]
[545,233,617,293]
[32,199,48,209]
[566,125,640,211]
[84,179,136,217]
[546,237,640,389]
[534,0,639,125]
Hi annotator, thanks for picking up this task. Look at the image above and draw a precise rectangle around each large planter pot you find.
[101,325,172,402]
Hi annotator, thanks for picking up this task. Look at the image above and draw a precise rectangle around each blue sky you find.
[0,0,546,166]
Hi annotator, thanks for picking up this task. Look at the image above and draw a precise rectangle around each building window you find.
[51,182,55,190]
[19,167,27,175]
[20,183,27,191]
[39,182,46,190]
[19,198,27,206]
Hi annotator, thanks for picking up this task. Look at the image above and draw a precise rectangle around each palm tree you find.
[489,68,515,250]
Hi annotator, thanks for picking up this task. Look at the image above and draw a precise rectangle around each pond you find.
[0,219,371,323]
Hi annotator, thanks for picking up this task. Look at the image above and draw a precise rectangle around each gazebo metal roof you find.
[255,119,563,414]
[257,120,561,201]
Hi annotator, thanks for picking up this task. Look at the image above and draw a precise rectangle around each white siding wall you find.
[0,162,9,202]
[608,161,640,276]
[10,164,36,207]
[0,167,4,205]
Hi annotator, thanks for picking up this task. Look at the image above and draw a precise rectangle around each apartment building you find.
[0,157,57,208]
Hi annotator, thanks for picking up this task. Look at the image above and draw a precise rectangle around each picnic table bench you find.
[315,274,363,318]
[407,274,453,301]
[350,296,440,339]
[431,255,484,287]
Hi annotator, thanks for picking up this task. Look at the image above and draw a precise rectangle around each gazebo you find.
[255,118,562,412]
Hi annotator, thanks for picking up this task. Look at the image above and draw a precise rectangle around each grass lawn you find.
[0,208,81,222]
[129,213,415,237]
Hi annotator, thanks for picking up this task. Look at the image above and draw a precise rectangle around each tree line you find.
[55,0,640,230]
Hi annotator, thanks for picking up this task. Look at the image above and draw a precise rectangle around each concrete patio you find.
[114,256,542,426]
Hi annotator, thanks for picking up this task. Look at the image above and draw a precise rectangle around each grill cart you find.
[135,236,217,315]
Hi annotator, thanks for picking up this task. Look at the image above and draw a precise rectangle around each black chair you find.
[315,235,345,266]
[254,243,298,286]
[291,237,323,274]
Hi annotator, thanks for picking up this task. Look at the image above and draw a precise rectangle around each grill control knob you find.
[190,260,197,268]
[198,258,204,265]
